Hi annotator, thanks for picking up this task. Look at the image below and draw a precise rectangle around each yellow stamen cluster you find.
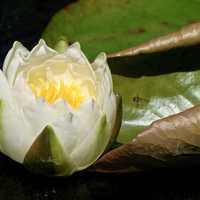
[29,79,85,109]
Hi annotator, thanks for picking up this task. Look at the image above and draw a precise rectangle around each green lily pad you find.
[42,0,200,61]
[42,0,200,144]
[113,70,200,143]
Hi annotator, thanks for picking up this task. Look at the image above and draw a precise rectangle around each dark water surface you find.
[1,0,200,199]
[1,152,200,200]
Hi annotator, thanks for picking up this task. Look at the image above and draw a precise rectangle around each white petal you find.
[64,42,97,93]
[52,99,73,114]
[0,71,12,152]
[0,71,34,162]
[23,98,62,138]
[71,98,100,148]
[0,104,34,163]
[93,53,113,104]
[103,92,117,128]
[92,52,106,69]
[3,41,29,86]
[92,52,113,91]
[65,43,96,78]
[65,42,91,65]
[12,72,34,108]
[71,113,109,169]
[93,53,116,131]
[29,39,57,59]
[51,98,100,160]
[51,113,77,156]
[92,53,116,125]
[0,71,13,105]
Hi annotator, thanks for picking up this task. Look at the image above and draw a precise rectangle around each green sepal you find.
[23,126,76,176]
[54,38,69,53]
[106,94,122,150]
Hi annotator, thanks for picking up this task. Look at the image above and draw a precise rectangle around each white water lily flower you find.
[0,40,121,176]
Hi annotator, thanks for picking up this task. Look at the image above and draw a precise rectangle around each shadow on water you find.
[109,44,200,78]
[1,153,200,200]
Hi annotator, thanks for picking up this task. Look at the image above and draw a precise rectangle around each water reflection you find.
[1,153,200,200]
[0,153,120,200]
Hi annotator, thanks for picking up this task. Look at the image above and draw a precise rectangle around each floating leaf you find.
[43,1,200,172]
[42,0,200,61]
[90,105,200,173]
[108,23,200,143]
[43,1,200,143]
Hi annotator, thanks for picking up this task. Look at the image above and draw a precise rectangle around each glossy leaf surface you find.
[43,0,200,61]
[43,1,200,143]
[90,105,200,173]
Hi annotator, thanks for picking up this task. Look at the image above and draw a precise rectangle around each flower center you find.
[22,58,96,109]
[29,79,85,109]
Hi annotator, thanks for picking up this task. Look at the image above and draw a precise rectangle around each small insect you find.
[132,95,149,107]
